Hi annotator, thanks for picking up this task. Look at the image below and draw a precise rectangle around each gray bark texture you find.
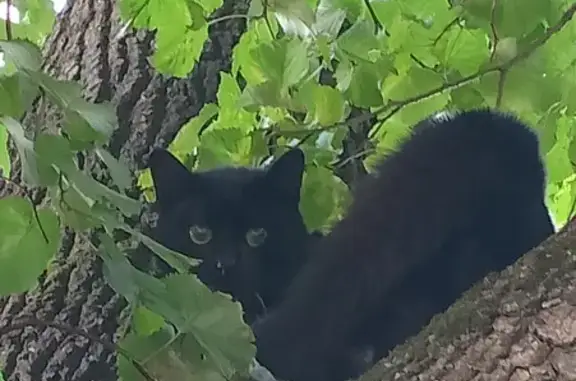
[0,0,574,381]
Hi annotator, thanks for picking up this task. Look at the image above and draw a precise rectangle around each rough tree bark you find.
[0,1,574,381]
[360,220,576,381]
[0,0,249,379]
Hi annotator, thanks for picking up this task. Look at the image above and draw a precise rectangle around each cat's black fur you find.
[252,109,555,381]
[148,149,320,323]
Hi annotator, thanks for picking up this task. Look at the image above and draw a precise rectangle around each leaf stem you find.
[4,0,12,40]
[208,14,249,26]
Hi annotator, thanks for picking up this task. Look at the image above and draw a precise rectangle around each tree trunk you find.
[0,0,248,379]
[359,219,576,381]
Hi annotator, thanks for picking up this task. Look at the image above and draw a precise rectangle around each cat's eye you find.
[189,225,212,245]
[246,228,267,248]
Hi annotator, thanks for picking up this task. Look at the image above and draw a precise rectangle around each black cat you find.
[148,148,321,323]
[252,109,555,381]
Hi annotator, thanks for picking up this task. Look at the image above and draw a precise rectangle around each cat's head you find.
[148,148,310,319]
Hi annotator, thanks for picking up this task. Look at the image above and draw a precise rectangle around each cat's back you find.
[366,109,545,203]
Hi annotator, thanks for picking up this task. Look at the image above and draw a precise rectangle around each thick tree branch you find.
[359,218,576,381]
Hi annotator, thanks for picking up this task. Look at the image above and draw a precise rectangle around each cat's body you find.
[148,149,320,323]
[252,109,555,381]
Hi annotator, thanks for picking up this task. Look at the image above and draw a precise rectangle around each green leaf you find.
[0,74,25,118]
[63,110,106,147]
[334,58,353,92]
[14,0,56,44]
[120,0,204,31]
[152,25,208,78]
[214,73,256,129]
[313,1,347,39]
[0,39,42,71]
[1,116,42,186]
[238,81,285,110]
[117,326,178,381]
[322,0,363,21]
[34,133,77,172]
[449,83,486,111]
[498,0,553,38]
[299,84,345,126]
[396,92,451,126]
[282,39,310,88]
[385,66,444,101]
[27,72,116,142]
[232,18,278,83]
[170,103,219,154]
[64,169,142,217]
[132,305,165,337]
[30,71,83,103]
[434,28,488,76]
[52,184,101,231]
[337,19,379,62]
[121,273,254,380]
[268,0,315,36]
[186,1,207,31]
[0,196,60,295]
[301,164,344,230]
[95,147,133,191]
[0,124,9,177]
[68,99,118,139]
[98,183,143,217]
[0,72,41,120]
[546,140,573,184]
[547,174,576,228]
[249,38,310,91]
[137,168,156,203]
[346,64,383,108]
[197,128,253,168]
[99,232,140,303]
[199,0,223,15]
[130,228,199,273]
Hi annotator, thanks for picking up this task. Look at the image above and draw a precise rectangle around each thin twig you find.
[495,69,506,108]
[261,0,275,38]
[489,0,500,60]
[4,0,12,40]
[333,147,376,169]
[363,0,382,33]
[433,16,461,46]
[208,14,249,26]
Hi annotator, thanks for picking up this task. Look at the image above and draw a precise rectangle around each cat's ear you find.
[148,149,195,205]
[264,148,305,201]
